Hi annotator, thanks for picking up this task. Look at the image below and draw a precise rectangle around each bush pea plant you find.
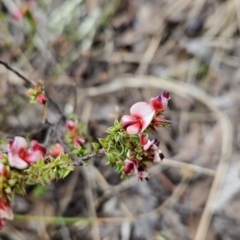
[0,61,170,229]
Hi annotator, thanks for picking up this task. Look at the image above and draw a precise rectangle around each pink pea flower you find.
[66,120,78,131]
[8,136,46,169]
[121,102,155,134]
[123,159,149,181]
[49,143,64,158]
[140,134,164,163]
[37,94,47,105]
[150,91,170,113]
[0,198,13,230]
[73,137,85,148]
[124,159,138,175]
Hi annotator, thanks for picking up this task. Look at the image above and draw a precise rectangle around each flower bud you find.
[49,143,64,158]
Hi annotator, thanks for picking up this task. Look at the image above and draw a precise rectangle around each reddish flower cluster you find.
[0,197,13,230]
[123,159,149,181]
[7,136,46,169]
[0,136,47,228]
[0,162,13,229]
[121,91,170,134]
[121,91,170,180]
[140,134,164,163]
[0,198,13,229]
[66,120,85,148]
[26,82,47,105]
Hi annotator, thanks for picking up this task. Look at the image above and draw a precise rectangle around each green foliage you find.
[25,155,74,186]
[97,119,148,177]
[92,142,100,152]
[72,147,90,157]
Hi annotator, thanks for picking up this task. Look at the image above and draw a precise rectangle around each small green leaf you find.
[26,178,36,185]
[63,169,71,178]
[92,142,100,152]
[7,179,17,187]
[98,138,108,148]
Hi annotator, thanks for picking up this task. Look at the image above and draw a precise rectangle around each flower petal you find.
[124,159,138,174]
[0,199,13,220]
[150,91,170,112]
[143,139,154,151]
[8,136,27,154]
[66,120,78,131]
[121,115,134,123]
[153,150,164,163]
[30,140,46,156]
[141,112,155,132]
[8,152,28,169]
[140,134,148,145]
[126,123,141,134]
[49,143,64,158]
[24,140,46,163]
[124,160,135,174]
[130,102,154,118]
[130,102,155,132]
[8,137,28,169]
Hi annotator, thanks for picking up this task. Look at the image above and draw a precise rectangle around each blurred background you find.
[0,0,239,239]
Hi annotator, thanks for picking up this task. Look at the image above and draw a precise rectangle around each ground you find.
[0,0,240,239]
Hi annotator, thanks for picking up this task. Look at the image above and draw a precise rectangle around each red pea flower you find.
[66,120,78,131]
[121,102,155,134]
[123,159,149,181]
[150,91,170,113]
[124,159,138,175]
[73,137,85,148]
[49,143,64,158]
[8,136,46,169]
[140,134,164,163]
[37,94,47,105]
[0,197,13,230]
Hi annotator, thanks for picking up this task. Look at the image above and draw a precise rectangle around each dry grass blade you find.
[162,159,215,176]
[138,176,189,220]
[81,167,101,240]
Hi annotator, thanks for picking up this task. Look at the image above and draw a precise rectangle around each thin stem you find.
[54,123,106,165]
[0,59,64,118]
[73,148,106,166]
[0,60,34,87]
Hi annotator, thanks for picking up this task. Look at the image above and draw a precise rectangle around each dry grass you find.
[0,0,239,239]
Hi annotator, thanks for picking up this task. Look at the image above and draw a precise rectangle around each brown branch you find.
[0,59,64,121]
[0,60,34,87]
[54,123,106,166]
[73,148,106,166]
